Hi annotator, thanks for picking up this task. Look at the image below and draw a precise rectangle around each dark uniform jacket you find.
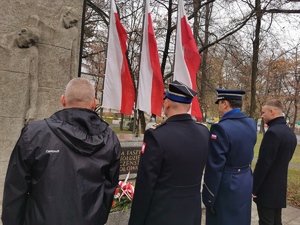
[128,114,209,225]
[202,109,257,225]
[253,116,297,208]
[2,108,121,225]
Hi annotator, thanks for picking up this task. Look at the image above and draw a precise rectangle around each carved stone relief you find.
[0,1,83,212]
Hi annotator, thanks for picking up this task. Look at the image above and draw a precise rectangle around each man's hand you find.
[252,194,257,199]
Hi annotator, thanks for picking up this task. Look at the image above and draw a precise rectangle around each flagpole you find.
[173,0,180,82]
[78,0,87,77]
[132,0,147,136]
[99,1,112,117]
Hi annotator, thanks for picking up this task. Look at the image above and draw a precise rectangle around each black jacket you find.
[2,108,121,225]
[253,116,297,208]
[128,114,209,225]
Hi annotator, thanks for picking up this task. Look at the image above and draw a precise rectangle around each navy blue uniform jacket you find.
[202,110,257,225]
[253,116,297,208]
[128,114,209,225]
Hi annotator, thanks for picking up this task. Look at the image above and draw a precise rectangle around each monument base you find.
[106,210,130,225]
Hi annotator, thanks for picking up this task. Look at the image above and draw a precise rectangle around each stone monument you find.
[0,0,84,212]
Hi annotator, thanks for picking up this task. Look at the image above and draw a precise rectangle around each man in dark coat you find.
[253,99,297,225]
[128,80,209,225]
[202,88,257,225]
[2,78,121,225]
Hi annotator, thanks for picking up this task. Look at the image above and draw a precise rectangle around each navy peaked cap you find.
[165,80,197,104]
[215,88,245,104]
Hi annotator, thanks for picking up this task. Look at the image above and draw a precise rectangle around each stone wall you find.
[0,0,84,212]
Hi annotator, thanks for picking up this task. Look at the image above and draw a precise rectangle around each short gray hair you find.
[64,78,95,105]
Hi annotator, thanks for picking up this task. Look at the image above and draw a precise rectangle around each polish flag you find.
[173,0,202,120]
[137,0,164,116]
[102,0,135,115]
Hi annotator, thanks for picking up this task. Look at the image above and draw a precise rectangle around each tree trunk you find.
[200,1,211,121]
[120,114,124,130]
[250,0,262,118]
[138,110,145,134]
[161,0,173,77]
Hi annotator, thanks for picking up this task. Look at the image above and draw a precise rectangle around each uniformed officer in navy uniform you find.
[128,80,209,225]
[202,88,257,225]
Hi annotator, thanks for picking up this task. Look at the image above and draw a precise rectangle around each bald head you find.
[61,78,96,110]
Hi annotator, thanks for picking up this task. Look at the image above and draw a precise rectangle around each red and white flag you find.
[137,0,164,116]
[102,0,135,115]
[173,0,202,120]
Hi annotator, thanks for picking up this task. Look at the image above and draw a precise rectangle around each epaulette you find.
[150,122,166,130]
[196,122,207,127]
[150,123,160,130]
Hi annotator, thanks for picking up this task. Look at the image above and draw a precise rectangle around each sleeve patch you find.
[211,134,217,140]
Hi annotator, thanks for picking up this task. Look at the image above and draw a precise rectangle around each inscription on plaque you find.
[119,147,141,174]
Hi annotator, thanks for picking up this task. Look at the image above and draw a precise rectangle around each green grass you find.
[291,145,300,164]
[102,117,114,124]
[254,133,263,158]
[287,169,300,207]
[103,117,133,134]
[254,133,300,164]
[111,127,132,134]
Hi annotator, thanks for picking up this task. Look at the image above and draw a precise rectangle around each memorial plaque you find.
[119,147,141,174]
